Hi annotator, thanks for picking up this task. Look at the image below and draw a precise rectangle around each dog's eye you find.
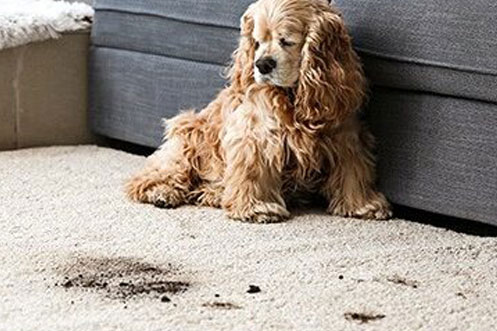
[254,41,260,50]
[280,38,295,47]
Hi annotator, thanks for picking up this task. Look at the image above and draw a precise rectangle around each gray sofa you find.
[89,0,497,226]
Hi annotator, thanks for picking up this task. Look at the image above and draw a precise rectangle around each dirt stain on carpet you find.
[344,312,386,324]
[54,256,189,301]
[386,275,419,289]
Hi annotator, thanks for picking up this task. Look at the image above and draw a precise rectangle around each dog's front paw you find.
[226,202,290,224]
[126,175,186,209]
[145,184,186,209]
[328,192,392,220]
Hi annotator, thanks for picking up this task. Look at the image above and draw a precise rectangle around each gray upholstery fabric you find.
[335,0,497,102]
[368,87,497,225]
[92,10,238,65]
[90,47,226,147]
[361,54,497,104]
[94,0,252,29]
[335,0,497,75]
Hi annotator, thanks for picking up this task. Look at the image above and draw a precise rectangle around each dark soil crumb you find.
[247,285,261,294]
[54,257,189,302]
[344,312,386,324]
[387,275,418,288]
[161,296,171,303]
[214,294,220,298]
[203,302,241,310]
[63,280,74,288]
[338,275,344,280]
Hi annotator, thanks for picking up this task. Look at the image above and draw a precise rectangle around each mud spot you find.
[344,312,385,324]
[247,285,261,294]
[203,302,241,310]
[386,275,418,288]
[54,257,189,301]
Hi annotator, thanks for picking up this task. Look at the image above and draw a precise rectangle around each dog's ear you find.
[295,7,365,130]
[228,4,256,91]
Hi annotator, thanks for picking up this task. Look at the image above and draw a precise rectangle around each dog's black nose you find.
[256,57,277,75]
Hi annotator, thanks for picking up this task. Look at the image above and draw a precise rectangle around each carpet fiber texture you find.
[1,146,496,330]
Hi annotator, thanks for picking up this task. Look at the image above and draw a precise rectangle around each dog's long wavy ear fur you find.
[295,6,366,130]
[228,5,256,92]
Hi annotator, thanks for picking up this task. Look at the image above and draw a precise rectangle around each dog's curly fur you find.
[126,0,392,223]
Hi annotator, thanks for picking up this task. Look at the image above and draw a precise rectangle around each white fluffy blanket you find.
[0,0,93,50]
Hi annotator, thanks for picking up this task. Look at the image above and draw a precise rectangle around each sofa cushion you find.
[91,10,239,65]
[361,54,497,104]
[335,0,497,102]
[94,0,253,29]
[90,47,226,147]
[92,0,253,65]
[336,0,497,74]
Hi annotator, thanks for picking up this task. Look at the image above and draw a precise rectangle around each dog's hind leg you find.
[125,135,192,208]
[321,120,392,220]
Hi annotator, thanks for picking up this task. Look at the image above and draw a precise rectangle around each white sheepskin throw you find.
[0,0,94,50]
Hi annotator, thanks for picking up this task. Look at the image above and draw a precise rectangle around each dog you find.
[126,0,392,223]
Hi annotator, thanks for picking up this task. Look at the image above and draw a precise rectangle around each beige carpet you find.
[1,145,496,331]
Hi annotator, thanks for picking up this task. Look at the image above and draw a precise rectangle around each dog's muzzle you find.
[255,57,277,75]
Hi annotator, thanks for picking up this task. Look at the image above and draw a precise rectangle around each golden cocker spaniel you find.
[126,0,392,222]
